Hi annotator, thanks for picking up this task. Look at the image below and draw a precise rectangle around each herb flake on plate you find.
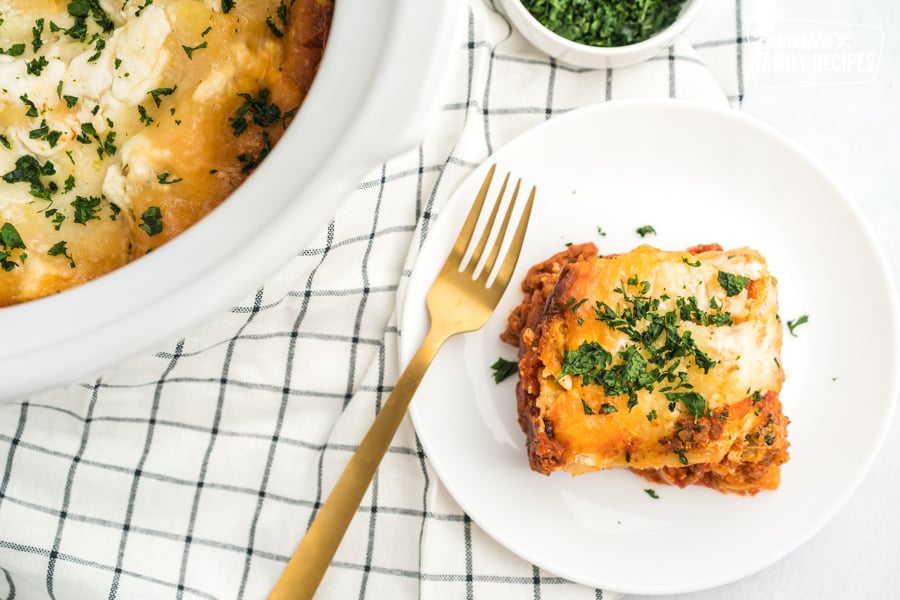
[491,357,519,383]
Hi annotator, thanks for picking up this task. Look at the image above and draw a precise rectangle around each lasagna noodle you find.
[0,0,333,305]
[502,242,790,495]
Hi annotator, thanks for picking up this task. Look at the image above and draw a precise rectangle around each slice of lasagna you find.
[502,242,790,495]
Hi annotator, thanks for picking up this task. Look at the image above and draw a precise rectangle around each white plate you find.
[398,100,900,595]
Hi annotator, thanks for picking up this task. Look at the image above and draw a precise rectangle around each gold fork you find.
[268,164,535,600]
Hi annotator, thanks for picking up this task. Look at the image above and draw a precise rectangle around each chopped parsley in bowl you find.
[521,0,688,47]
[498,0,703,69]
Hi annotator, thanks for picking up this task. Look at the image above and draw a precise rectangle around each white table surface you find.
[632,2,900,599]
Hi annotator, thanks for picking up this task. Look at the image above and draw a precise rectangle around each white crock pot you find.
[0,0,464,401]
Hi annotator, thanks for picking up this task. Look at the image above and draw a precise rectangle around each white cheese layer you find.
[0,2,175,212]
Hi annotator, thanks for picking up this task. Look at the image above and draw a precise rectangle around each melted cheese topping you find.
[0,0,332,305]
[508,243,789,494]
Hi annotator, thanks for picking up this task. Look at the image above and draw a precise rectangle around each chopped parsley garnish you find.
[64,94,79,108]
[20,94,39,117]
[0,135,10,149]
[559,342,655,410]
[0,251,23,271]
[134,0,154,17]
[275,1,288,24]
[581,399,594,415]
[45,209,66,230]
[644,488,660,499]
[76,122,117,158]
[230,89,283,135]
[521,0,687,47]
[717,270,751,296]
[32,18,45,52]
[237,130,271,173]
[101,130,118,157]
[71,195,102,224]
[676,295,732,327]
[222,0,236,13]
[682,256,701,267]
[87,37,106,62]
[139,206,163,236]
[636,225,656,237]
[156,172,182,185]
[48,240,76,268]
[571,297,589,312]
[0,44,26,57]
[786,314,809,337]
[0,222,26,271]
[0,222,26,250]
[646,409,657,422]
[26,56,50,76]
[600,402,618,414]
[266,16,284,38]
[664,391,707,422]
[46,130,63,148]
[182,41,208,59]
[558,296,589,313]
[65,0,115,42]
[76,123,96,143]
[2,155,56,198]
[559,341,612,380]
[491,357,518,383]
[29,120,64,148]
[268,4,288,38]
[148,86,177,108]
[138,104,153,125]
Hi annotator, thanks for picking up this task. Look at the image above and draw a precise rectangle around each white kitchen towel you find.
[0,1,765,599]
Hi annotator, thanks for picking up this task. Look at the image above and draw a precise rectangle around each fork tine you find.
[465,172,509,273]
[492,185,535,289]
[448,164,496,263]
[477,177,521,283]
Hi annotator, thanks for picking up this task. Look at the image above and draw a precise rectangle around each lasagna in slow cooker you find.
[0,0,333,305]
[502,242,790,495]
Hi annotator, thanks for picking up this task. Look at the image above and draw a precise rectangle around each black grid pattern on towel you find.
[0,1,754,598]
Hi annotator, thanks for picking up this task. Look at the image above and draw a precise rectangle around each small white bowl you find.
[497,0,705,70]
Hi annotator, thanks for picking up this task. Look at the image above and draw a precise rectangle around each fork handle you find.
[268,325,449,600]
